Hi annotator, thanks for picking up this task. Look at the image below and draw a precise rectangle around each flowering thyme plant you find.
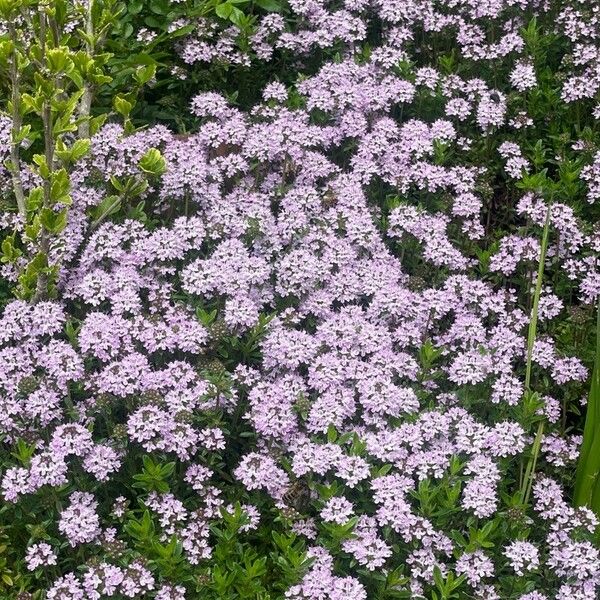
[1,0,600,599]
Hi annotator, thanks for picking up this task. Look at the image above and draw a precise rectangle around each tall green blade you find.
[574,302,600,509]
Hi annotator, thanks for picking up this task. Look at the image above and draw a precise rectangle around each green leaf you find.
[144,15,161,28]
[433,566,445,592]
[46,47,74,74]
[91,195,121,225]
[40,208,68,234]
[24,216,42,242]
[71,139,91,162]
[139,148,167,176]
[326,423,338,443]
[21,92,44,115]
[122,22,134,39]
[67,67,84,89]
[26,188,44,212]
[50,168,70,203]
[11,439,36,465]
[376,464,393,476]
[128,178,149,197]
[65,319,80,347]
[134,64,157,86]
[114,95,133,118]
[574,301,600,511]
[13,124,31,145]
[110,176,124,192]
[1,233,21,263]
[149,0,168,14]
[129,0,143,13]
[32,154,50,179]
[215,1,233,19]
[89,114,107,136]
[229,6,247,26]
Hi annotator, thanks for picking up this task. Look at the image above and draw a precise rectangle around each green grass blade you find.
[574,301,600,508]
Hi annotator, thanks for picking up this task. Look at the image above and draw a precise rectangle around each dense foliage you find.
[1,0,600,598]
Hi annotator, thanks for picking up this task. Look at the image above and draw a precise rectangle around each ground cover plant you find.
[1,0,600,598]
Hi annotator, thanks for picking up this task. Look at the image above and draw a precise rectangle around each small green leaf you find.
[139,148,167,176]
[40,208,68,234]
[327,423,338,443]
[50,168,70,203]
[91,195,122,225]
[71,139,91,161]
[134,64,156,86]
[27,188,44,212]
[114,95,133,118]
[46,47,74,74]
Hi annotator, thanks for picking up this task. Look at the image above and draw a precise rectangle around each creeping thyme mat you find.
[1,0,600,599]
